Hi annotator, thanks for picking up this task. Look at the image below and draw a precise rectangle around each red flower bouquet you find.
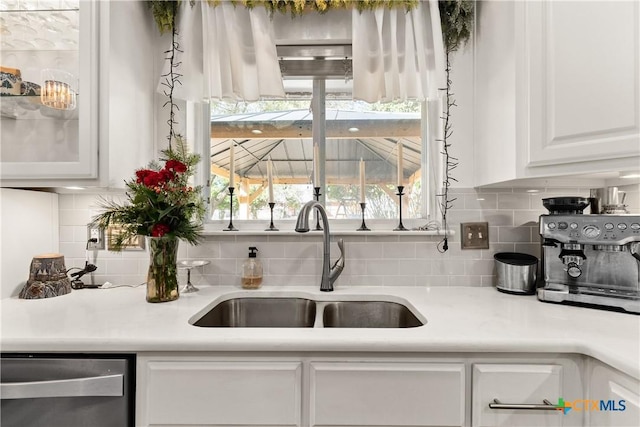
[92,138,205,303]
[93,138,205,248]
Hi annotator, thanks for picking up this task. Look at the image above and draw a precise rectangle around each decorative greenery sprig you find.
[92,137,205,250]
[436,0,473,252]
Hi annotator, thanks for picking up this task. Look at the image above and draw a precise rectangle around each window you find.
[208,93,429,224]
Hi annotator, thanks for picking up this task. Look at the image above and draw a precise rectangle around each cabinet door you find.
[309,362,465,427]
[527,0,640,168]
[140,360,302,427]
[0,1,99,181]
[588,362,640,426]
[472,364,563,427]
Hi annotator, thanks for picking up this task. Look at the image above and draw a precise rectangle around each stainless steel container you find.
[494,252,538,295]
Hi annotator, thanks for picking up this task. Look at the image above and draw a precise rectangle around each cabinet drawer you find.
[309,362,465,427]
[472,364,563,427]
[143,360,302,426]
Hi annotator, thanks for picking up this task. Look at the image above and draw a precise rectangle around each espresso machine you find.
[538,197,640,314]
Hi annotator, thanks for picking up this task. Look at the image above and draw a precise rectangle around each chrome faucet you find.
[295,200,345,292]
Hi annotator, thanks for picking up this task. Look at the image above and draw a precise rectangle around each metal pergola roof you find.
[211,109,422,186]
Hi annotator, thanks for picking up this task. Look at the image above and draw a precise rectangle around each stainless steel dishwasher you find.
[1,353,135,427]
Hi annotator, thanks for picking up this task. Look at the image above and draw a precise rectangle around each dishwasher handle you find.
[0,374,123,399]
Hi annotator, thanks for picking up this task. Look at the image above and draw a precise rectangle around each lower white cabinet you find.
[587,359,640,427]
[472,364,563,427]
[137,354,633,427]
[139,359,302,426]
[309,362,465,427]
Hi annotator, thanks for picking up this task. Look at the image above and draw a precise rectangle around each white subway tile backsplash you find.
[497,193,532,210]
[382,242,416,259]
[59,209,91,226]
[58,187,594,290]
[366,259,399,276]
[106,259,140,275]
[498,226,533,243]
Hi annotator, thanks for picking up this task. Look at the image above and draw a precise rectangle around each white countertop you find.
[1,285,639,379]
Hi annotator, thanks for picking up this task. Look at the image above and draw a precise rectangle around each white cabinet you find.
[309,362,465,427]
[587,359,640,427]
[471,364,563,427]
[138,358,302,426]
[0,1,99,182]
[136,354,604,427]
[474,0,640,187]
[0,1,157,188]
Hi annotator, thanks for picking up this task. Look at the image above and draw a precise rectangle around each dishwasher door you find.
[1,354,134,427]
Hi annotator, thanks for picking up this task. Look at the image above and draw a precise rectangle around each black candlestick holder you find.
[357,202,371,231]
[394,185,408,231]
[313,186,323,231]
[265,202,278,231]
[223,187,238,231]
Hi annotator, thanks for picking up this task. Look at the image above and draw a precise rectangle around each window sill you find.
[202,219,453,237]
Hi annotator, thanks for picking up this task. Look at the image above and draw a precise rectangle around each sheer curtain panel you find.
[160,1,444,103]
[351,0,445,102]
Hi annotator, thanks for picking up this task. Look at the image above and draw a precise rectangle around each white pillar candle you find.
[397,142,404,187]
[359,158,366,203]
[313,143,320,187]
[267,159,274,203]
[229,141,235,188]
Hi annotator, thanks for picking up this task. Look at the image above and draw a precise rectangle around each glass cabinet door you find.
[0,0,98,181]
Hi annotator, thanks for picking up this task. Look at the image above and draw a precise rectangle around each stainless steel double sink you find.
[190,296,425,328]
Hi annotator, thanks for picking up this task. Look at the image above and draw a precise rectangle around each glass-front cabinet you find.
[0,0,98,181]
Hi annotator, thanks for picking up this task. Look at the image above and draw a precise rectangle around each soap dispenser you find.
[241,246,263,289]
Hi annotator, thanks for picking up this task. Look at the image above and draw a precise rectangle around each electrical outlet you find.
[461,222,489,250]
[87,225,105,250]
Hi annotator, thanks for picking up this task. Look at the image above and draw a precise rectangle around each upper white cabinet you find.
[0,0,98,181]
[474,0,640,187]
[0,0,157,188]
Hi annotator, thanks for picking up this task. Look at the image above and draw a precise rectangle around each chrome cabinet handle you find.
[489,398,558,411]
[0,374,123,399]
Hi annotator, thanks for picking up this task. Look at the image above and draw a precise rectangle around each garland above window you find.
[148,0,472,60]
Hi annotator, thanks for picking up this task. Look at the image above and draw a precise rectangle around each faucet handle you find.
[330,238,345,284]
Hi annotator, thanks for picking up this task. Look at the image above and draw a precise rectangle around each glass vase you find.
[146,236,179,303]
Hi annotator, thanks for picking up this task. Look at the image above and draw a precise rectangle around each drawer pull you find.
[489,398,558,411]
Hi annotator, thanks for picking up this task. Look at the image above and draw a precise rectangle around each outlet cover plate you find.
[87,225,105,250]
[461,222,490,250]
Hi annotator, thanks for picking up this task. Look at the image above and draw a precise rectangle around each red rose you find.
[143,171,162,187]
[159,169,173,183]
[136,169,153,183]
[151,223,170,237]
[166,160,187,173]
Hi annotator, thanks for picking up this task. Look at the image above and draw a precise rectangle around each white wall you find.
[0,189,59,299]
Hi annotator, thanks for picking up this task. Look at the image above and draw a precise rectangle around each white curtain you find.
[351,1,445,102]
[202,2,284,101]
[163,1,443,103]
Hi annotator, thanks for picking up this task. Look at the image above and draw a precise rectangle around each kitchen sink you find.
[191,295,425,328]
[322,301,423,328]
[192,297,317,328]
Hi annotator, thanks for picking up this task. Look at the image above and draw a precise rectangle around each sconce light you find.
[40,69,77,110]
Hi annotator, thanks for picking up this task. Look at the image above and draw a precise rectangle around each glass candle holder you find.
[41,68,77,110]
